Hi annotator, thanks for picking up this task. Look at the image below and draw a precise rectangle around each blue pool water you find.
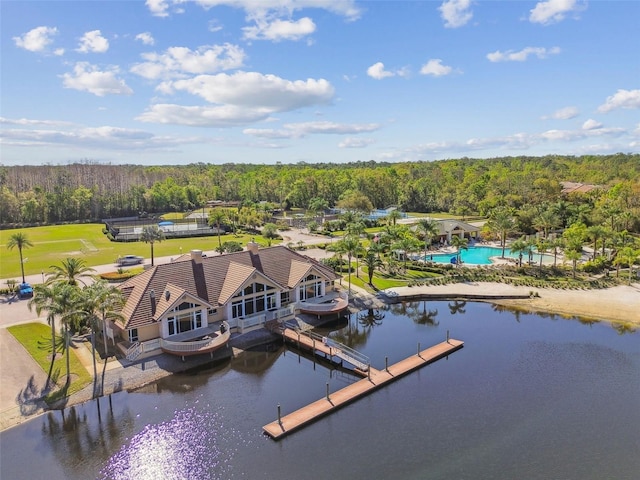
[423,246,522,265]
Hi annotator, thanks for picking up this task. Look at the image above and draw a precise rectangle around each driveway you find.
[0,327,48,429]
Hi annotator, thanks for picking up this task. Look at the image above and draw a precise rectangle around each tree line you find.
[1,154,638,231]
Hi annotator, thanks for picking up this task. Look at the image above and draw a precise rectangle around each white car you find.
[116,255,144,266]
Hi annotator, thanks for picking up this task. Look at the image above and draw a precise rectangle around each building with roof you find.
[113,241,346,360]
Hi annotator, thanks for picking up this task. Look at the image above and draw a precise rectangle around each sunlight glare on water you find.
[100,407,229,480]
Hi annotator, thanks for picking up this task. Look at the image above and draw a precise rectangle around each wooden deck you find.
[263,338,464,440]
[281,327,334,356]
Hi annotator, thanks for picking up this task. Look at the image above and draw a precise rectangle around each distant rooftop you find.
[560,181,601,195]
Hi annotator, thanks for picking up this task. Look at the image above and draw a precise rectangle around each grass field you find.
[0,223,275,280]
[7,323,92,404]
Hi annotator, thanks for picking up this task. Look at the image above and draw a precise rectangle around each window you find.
[128,328,139,343]
[281,291,290,305]
[208,308,217,316]
[232,301,243,319]
[166,305,204,336]
[298,273,322,301]
[267,293,277,310]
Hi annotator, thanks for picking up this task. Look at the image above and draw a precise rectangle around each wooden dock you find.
[263,338,464,440]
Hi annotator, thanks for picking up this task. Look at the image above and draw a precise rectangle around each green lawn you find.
[7,323,92,404]
[0,223,279,280]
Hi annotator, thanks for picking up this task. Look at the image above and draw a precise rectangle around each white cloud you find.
[487,46,561,62]
[146,0,170,17]
[420,59,453,77]
[139,72,334,127]
[61,62,133,97]
[76,30,109,53]
[582,119,602,130]
[243,17,316,41]
[380,123,632,161]
[529,0,586,25]
[545,106,579,120]
[339,137,375,148]
[131,44,245,79]
[135,32,155,46]
[146,0,361,23]
[244,121,380,139]
[597,89,640,113]
[439,0,473,28]
[13,26,58,53]
[166,71,334,110]
[208,19,223,32]
[0,121,203,151]
[137,103,271,126]
[367,62,395,80]
[0,117,75,127]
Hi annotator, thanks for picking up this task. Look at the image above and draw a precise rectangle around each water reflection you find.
[42,396,135,475]
[407,301,440,326]
[357,308,385,329]
[448,300,467,315]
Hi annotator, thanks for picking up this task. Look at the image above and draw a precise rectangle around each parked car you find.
[18,282,33,299]
[116,255,144,266]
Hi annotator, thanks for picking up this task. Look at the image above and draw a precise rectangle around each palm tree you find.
[32,282,80,387]
[337,235,361,294]
[450,235,469,267]
[208,209,227,250]
[509,236,528,267]
[28,282,72,389]
[73,281,124,397]
[587,225,606,260]
[7,232,33,283]
[140,225,165,266]
[549,237,564,268]
[416,218,439,260]
[486,207,515,258]
[392,236,420,271]
[533,208,559,239]
[536,238,550,271]
[363,247,383,287]
[616,246,639,285]
[386,209,402,226]
[47,258,95,286]
[564,248,582,279]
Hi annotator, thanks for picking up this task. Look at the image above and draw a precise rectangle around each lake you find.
[1,301,638,479]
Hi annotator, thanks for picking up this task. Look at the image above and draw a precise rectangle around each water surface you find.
[1,301,638,479]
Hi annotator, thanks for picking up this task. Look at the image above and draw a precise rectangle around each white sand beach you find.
[385,283,640,326]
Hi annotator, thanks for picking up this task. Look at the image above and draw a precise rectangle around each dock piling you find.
[385,356,389,372]
[326,382,330,401]
[277,404,282,426]
[417,342,421,358]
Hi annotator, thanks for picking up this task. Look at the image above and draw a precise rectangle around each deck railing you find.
[160,329,230,353]
[306,330,370,372]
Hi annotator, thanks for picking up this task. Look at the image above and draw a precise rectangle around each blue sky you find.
[1,0,639,166]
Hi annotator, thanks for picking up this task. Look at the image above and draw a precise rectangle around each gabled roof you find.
[117,245,338,330]
[218,262,256,305]
[437,219,479,234]
[151,284,214,321]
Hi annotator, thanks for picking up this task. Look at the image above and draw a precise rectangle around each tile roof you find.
[117,245,338,330]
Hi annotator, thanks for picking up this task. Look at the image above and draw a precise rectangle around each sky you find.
[1,0,639,166]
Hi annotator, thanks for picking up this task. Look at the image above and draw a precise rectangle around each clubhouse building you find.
[113,242,347,360]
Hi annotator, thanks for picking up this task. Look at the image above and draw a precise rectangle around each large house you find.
[112,242,346,360]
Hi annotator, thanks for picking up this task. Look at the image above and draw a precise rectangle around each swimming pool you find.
[422,246,522,265]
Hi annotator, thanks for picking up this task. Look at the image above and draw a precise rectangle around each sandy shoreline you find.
[384,282,640,326]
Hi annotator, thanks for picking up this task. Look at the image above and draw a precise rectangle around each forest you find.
[1,154,639,232]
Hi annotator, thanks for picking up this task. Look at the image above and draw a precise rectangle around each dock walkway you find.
[263,338,463,440]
